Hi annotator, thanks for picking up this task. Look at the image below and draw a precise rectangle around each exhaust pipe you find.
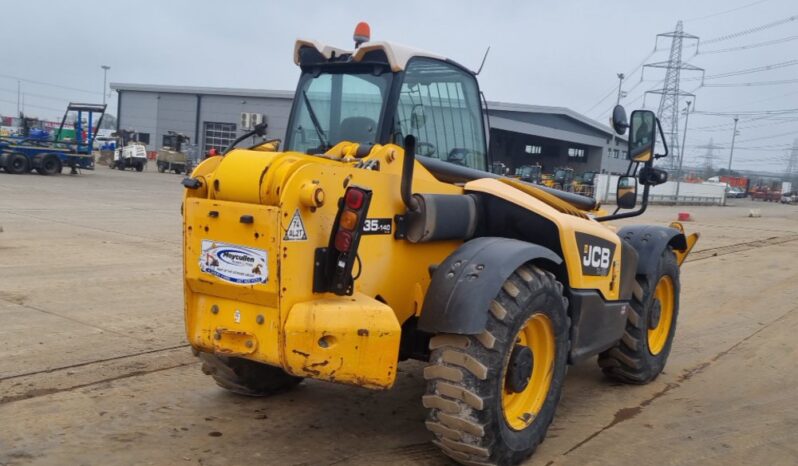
[401,135,419,211]
[398,134,478,243]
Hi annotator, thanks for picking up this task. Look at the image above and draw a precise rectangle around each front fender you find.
[618,225,694,281]
[418,237,562,335]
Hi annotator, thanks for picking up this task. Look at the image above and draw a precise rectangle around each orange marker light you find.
[340,210,358,230]
[353,22,371,47]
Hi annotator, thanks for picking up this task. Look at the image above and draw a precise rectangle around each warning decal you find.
[284,209,308,241]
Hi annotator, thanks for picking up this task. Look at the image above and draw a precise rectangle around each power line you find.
[685,0,772,22]
[581,49,658,114]
[0,96,64,113]
[737,129,798,143]
[692,142,795,149]
[691,117,798,132]
[703,78,798,87]
[583,86,617,115]
[714,89,798,111]
[0,73,102,96]
[593,77,664,120]
[694,108,798,116]
[685,144,792,151]
[699,14,797,46]
[0,86,74,103]
[698,34,798,55]
[691,59,798,81]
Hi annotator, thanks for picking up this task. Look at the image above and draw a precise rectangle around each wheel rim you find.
[647,276,674,355]
[501,313,555,431]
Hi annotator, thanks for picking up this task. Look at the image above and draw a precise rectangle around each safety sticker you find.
[200,240,268,285]
[284,209,308,241]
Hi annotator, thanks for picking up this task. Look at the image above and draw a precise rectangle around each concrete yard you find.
[1,168,797,466]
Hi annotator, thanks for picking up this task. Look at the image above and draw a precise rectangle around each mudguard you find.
[417,237,562,335]
[618,225,687,283]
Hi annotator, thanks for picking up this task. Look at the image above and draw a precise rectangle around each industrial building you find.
[111,83,629,175]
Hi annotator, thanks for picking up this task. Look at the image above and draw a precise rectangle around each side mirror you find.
[628,110,657,163]
[611,105,628,135]
[617,175,638,209]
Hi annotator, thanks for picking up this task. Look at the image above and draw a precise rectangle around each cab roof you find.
[294,39,450,72]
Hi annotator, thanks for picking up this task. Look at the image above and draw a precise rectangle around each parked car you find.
[725,186,746,198]
[781,191,798,204]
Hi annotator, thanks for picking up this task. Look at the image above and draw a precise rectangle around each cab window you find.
[286,69,391,154]
[395,58,487,171]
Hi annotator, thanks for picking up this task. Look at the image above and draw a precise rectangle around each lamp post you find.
[728,116,739,172]
[674,101,691,201]
[615,73,625,105]
[101,65,110,105]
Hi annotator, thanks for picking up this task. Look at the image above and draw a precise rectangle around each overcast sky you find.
[2,0,796,170]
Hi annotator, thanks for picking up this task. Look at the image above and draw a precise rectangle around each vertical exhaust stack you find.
[401,135,419,212]
[397,134,479,243]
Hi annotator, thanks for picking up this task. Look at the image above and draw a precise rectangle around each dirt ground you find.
[1,167,797,466]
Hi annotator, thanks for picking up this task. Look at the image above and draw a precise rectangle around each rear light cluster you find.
[333,189,366,253]
[314,186,373,295]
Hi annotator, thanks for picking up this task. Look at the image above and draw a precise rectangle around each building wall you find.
[601,138,631,175]
[489,110,607,140]
[156,93,196,149]
[117,91,293,152]
[118,92,158,147]
[198,95,293,148]
[489,129,604,176]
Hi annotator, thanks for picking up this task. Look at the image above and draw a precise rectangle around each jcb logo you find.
[582,244,611,270]
[575,233,616,276]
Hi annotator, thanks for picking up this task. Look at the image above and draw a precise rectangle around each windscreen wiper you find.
[302,90,329,150]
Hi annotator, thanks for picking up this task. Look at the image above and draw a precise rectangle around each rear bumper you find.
[184,197,401,389]
[283,293,401,389]
[188,292,401,390]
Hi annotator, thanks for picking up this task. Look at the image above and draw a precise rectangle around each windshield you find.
[285,68,392,153]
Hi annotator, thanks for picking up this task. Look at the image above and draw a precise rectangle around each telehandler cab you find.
[182,23,699,465]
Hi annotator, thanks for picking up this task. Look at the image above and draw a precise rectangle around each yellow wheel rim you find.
[647,276,675,355]
[501,313,555,431]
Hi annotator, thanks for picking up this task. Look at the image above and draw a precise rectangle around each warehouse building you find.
[111,83,629,175]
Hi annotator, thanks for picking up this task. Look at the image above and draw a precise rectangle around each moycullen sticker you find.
[200,240,268,285]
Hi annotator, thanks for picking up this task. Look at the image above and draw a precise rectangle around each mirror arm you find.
[654,117,669,159]
[596,183,650,222]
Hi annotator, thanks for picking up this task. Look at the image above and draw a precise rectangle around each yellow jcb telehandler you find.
[181,23,698,465]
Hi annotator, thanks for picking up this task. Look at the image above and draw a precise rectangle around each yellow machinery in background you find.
[182,23,698,466]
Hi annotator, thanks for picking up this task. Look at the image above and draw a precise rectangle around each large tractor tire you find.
[6,153,29,175]
[117,162,126,171]
[598,249,680,384]
[423,264,569,466]
[36,155,62,175]
[199,352,303,396]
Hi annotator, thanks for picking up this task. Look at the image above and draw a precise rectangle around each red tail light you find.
[345,189,364,209]
[334,230,353,251]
